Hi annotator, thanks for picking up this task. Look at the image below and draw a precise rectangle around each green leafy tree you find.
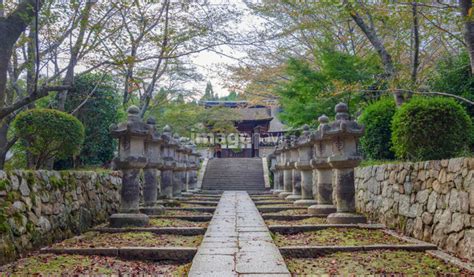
[60,73,121,167]
[13,109,85,169]
[391,97,473,161]
[277,50,381,127]
[429,51,474,117]
[201,81,218,101]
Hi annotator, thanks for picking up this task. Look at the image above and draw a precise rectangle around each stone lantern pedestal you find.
[295,125,317,206]
[286,138,302,201]
[160,125,176,200]
[109,106,150,228]
[278,140,293,199]
[140,117,165,215]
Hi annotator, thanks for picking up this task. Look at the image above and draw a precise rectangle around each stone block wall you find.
[355,157,473,261]
[0,170,121,265]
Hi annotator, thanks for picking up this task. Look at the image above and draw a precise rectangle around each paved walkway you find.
[188,191,290,276]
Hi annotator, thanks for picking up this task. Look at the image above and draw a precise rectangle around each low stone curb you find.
[257,207,307,213]
[279,244,437,258]
[253,201,292,205]
[427,250,474,273]
[93,227,206,235]
[179,201,219,206]
[40,247,197,261]
[268,224,385,234]
[165,207,216,212]
[150,215,213,222]
[262,214,322,220]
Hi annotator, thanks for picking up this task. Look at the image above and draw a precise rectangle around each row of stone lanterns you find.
[108,106,201,228]
[270,103,366,224]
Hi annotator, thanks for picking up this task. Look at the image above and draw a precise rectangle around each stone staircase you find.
[201,158,266,192]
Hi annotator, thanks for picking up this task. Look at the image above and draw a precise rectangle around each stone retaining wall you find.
[0,170,121,265]
[355,157,473,261]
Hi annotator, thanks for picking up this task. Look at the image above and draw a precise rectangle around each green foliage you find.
[59,73,121,168]
[359,97,396,160]
[391,97,473,161]
[428,51,474,128]
[150,101,205,136]
[277,50,381,127]
[13,109,85,169]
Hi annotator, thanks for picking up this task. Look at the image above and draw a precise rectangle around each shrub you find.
[359,97,396,160]
[14,109,85,169]
[391,97,472,161]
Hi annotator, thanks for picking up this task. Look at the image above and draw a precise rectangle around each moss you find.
[26,221,35,233]
[6,191,19,202]
[0,209,10,234]
[24,171,36,185]
[49,175,66,189]
[0,179,10,191]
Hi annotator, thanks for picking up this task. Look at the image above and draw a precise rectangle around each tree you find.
[201,81,217,101]
[460,0,474,73]
[59,73,121,167]
[13,109,85,169]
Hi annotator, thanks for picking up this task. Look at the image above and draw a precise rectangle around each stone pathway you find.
[188,191,290,276]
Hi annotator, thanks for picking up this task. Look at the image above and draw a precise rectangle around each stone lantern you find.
[187,143,200,192]
[109,106,149,227]
[141,117,165,215]
[173,134,186,198]
[286,135,302,201]
[308,115,336,215]
[272,142,284,195]
[278,136,293,199]
[325,103,366,224]
[160,125,177,199]
[295,125,317,206]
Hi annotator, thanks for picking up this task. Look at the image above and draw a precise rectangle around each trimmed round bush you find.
[359,97,396,160]
[14,109,85,169]
[391,97,472,161]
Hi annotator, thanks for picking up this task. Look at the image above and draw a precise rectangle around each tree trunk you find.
[0,120,9,169]
[411,3,420,87]
[460,0,474,74]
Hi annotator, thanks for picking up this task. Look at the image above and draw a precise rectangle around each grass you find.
[273,228,405,247]
[149,218,208,228]
[0,254,191,276]
[262,209,309,216]
[286,250,472,275]
[257,203,296,208]
[164,210,212,216]
[265,217,326,226]
[54,231,203,248]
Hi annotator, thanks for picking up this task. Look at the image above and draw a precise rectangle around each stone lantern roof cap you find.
[110,105,149,138]
[145,116,163,142]
[324,102,364,138]
[161,125,178,147]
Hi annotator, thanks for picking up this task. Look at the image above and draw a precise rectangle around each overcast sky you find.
[188,0,261,98]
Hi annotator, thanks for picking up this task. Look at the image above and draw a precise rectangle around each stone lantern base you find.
[278,191,292,199]
[109,213,149,228]
[272,189,284,195]
[307,204,336,215]
[286,194,302,201]
[140,205,165,215]
[326,212,366,224]
[294,199,317,207]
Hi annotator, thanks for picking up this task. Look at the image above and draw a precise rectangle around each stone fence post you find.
[173,135,185,198]
[325,103,366,224]
[109,106,149,227]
